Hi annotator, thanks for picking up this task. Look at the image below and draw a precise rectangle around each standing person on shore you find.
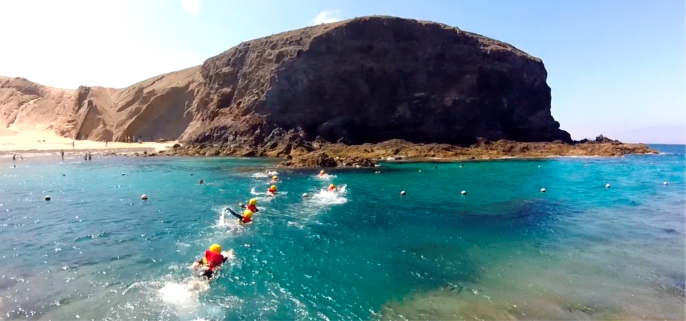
[12,154,15,161]
[61,149,64,160]
[88,152,92,161]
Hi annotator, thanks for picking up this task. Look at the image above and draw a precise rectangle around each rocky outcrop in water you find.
[185,16,571,148]
[2,16,658,166]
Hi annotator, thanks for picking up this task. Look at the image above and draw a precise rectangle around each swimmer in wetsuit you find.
[193,244,228,279]
[267,185,277,196]
[239,198,259,213]
[226,207,253,224]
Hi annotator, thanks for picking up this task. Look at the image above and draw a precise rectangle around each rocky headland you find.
[0,16,658,165]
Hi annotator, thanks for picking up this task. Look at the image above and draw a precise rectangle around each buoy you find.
[45,196,51,201]
[302,193,309,198]
[540,188,546,193]
[605,183,611,188]
[400,191,406,196]
[664,182,668,186]
[538,165,541,168]
[141,194,148,200]
[461,191,467,195]
[198,179,204,185]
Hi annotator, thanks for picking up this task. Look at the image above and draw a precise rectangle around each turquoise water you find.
[0,145,683,320]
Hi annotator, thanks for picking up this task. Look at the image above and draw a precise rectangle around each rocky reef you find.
[167,135,657,168]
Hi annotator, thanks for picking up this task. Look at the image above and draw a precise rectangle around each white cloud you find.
[313,10,341,24]
[181,0,201,16]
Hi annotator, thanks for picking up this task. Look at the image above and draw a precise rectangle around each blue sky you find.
[0,0,683,143]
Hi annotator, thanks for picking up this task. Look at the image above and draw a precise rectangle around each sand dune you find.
[0,66,202,144]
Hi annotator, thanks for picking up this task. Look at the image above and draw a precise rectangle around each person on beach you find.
[267,185,277,196]
[12,154,15,161]
[239,198,259,213]
[72,141,75,149]
[191,244,229,279]
[88,152,92,161]
[61,149,64,160]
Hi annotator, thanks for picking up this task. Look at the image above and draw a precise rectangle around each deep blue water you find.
[0,145,683,320]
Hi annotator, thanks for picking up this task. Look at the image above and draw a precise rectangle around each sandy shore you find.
[0,128,175,158]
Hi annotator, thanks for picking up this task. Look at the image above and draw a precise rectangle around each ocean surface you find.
[0,145,683,320]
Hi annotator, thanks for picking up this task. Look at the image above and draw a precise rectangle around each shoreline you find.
[0,130,662,166]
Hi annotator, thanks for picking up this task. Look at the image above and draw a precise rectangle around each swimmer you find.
[271,175,278,183]
[319,170,326,177]
[267,185,277,196]
[226,208,253,224]
[328,184,337,192]
[239,198,259,213]
[191,244,229,279]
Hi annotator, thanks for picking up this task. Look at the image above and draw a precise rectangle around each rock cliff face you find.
[1,16,572,149]
[187,16,571,148]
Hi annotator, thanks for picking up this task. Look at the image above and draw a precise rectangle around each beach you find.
[0,128,175,157]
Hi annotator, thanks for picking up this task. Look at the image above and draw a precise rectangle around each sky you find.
[0,0,683,143]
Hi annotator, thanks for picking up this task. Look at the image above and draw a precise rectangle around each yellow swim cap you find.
[243,209,253,218]
[320,170,325,174]
[209,244,222,254]
[270,185,277,190]
[272,176,278,180]
[329,184,335,188]
[248,198,257,206]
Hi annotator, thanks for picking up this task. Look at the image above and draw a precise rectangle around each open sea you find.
[0,145,683,320]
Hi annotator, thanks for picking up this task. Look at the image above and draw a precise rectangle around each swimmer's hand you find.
[238,202,244,208]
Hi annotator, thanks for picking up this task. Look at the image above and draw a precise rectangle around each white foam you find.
[308,184,348,205]
[315,174,337,180]
[251,173,268,178]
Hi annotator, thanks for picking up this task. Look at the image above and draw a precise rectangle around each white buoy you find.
[302,193,309,198]
[141,194,148,201]
[461,190,467,195]
[400,191,406,196]
[540,188,546,193]
[45,195,51,201]
[605,184,611,188]
[538,165,541,168]
[664,181,668,186]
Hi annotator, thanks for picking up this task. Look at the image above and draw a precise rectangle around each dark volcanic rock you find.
[184,16,571,149]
